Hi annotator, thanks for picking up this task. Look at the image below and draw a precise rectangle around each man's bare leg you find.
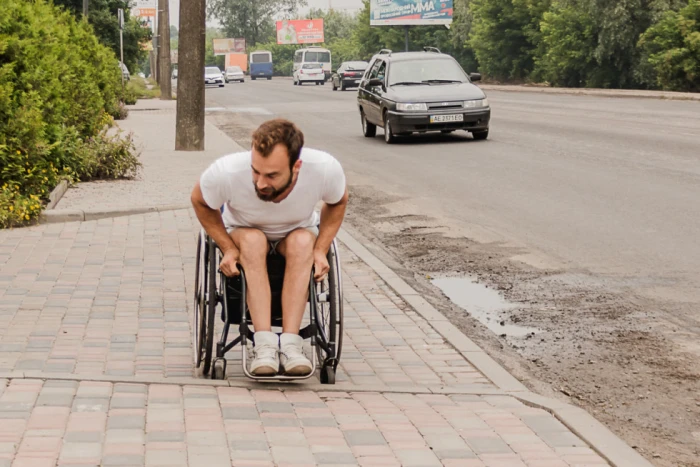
[276,228,315,375]
[229,228,271,331]
[229,228,278,376]
[277,228,315,334]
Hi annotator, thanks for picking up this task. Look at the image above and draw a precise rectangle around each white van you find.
[293,46,332,81]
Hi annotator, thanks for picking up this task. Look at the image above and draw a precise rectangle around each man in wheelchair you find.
[191,119,348,377]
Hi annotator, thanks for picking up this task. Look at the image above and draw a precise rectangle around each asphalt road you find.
[206,78,700,302]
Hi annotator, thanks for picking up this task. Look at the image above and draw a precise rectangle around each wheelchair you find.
[193,228,344,384]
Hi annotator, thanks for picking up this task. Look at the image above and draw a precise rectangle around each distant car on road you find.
[225,66,245,83]
[331,61,369,91]
[138,72,146,79]
[204,67,224,87]
[293,63,325,86]
[357,48,490,143]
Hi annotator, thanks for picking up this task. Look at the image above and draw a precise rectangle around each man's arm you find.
[315,187,349,255]
[191,182,238,257]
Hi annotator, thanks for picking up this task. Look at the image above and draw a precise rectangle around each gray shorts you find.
[227,226,319,255]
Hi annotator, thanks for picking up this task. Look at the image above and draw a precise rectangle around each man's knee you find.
[283,229,315,259]
[232,228,268,263]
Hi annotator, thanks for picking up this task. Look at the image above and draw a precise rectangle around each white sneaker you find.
[250,331,279,376]
[280,333,312,376]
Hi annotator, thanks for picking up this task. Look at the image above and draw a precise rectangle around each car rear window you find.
[302,63,321,69]
[205,67,220,73]
[227,67,242,72]
[346,61,368,70]
[388,58,468,85]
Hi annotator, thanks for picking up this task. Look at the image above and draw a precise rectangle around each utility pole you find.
[157,0,172,99]
[118,9,125,92]
[175,0,206,150]
[153,1,159,83]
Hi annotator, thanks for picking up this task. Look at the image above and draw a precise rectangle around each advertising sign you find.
[276,19,325,45]
[213,38,246,55]
[370,0,453,26]
[132,0,156,17]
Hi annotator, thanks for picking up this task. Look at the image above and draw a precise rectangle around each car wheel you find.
[267,77,272,80]
[219,84,224,87]
[361,110,376,138]
[321,80,325,85]
[340,82,346,91]
[384,113,396,144]
[472,129,489,141]
[332,81,337,91]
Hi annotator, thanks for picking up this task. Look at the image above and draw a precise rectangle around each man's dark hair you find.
[251,119,304,169]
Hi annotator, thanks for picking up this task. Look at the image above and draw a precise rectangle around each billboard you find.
[132,0,156,17]
[370,0,453,26]
[212,38,246,55]
[276,19,325,45]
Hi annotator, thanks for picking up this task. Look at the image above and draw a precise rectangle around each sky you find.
[166,0,365,27]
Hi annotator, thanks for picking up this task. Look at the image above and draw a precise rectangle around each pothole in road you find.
[431,275,541,338]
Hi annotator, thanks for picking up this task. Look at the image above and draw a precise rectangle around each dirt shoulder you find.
[343,185,699,467]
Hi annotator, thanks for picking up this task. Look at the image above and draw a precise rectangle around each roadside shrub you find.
[79,130,142,181]
[0,0,140,227]
[638,0,700,92]
[127,77,161,100]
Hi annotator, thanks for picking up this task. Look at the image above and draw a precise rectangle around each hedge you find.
[0,0,138,227]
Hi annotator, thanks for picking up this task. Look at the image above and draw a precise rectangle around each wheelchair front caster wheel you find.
[212,358,227,380]
[320,365,335,385]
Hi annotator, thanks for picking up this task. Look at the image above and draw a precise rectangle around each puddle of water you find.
[431,276,540,338]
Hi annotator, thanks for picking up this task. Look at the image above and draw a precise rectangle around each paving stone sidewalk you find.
[0,378,607,467]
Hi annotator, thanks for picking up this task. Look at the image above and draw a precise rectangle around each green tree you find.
[534,0,597,86]
[469,0,552,81]
[639,0,700,91]
[208,0,307,46]
[536,0,686,88]
[52,0,151,72]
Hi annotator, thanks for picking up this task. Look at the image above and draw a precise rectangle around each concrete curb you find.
[336,228,653,467]
[479,83,700,101]
[39,204,191,224]
[45,180,69,210]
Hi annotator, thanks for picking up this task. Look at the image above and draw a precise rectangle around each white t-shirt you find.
[199,148,346,241]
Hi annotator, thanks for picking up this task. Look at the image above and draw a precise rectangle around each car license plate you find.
[430,114,464,123]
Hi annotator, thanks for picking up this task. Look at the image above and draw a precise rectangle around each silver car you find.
[225,66,245,83]
[204,67,224,87]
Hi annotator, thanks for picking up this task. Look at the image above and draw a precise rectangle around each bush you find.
[639,0,700,92]
[79,130,142,181]
[126,76,161,100]
[0,0,139,227]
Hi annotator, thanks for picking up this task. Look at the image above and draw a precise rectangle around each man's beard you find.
[255,173,293,202]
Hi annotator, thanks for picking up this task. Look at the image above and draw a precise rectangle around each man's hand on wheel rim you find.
[219,250,241,277]
[313,250,330,282]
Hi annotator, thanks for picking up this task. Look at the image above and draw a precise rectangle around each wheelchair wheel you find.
[314,239,344,381]
[202,236,219,375]
[193,231,207,369]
